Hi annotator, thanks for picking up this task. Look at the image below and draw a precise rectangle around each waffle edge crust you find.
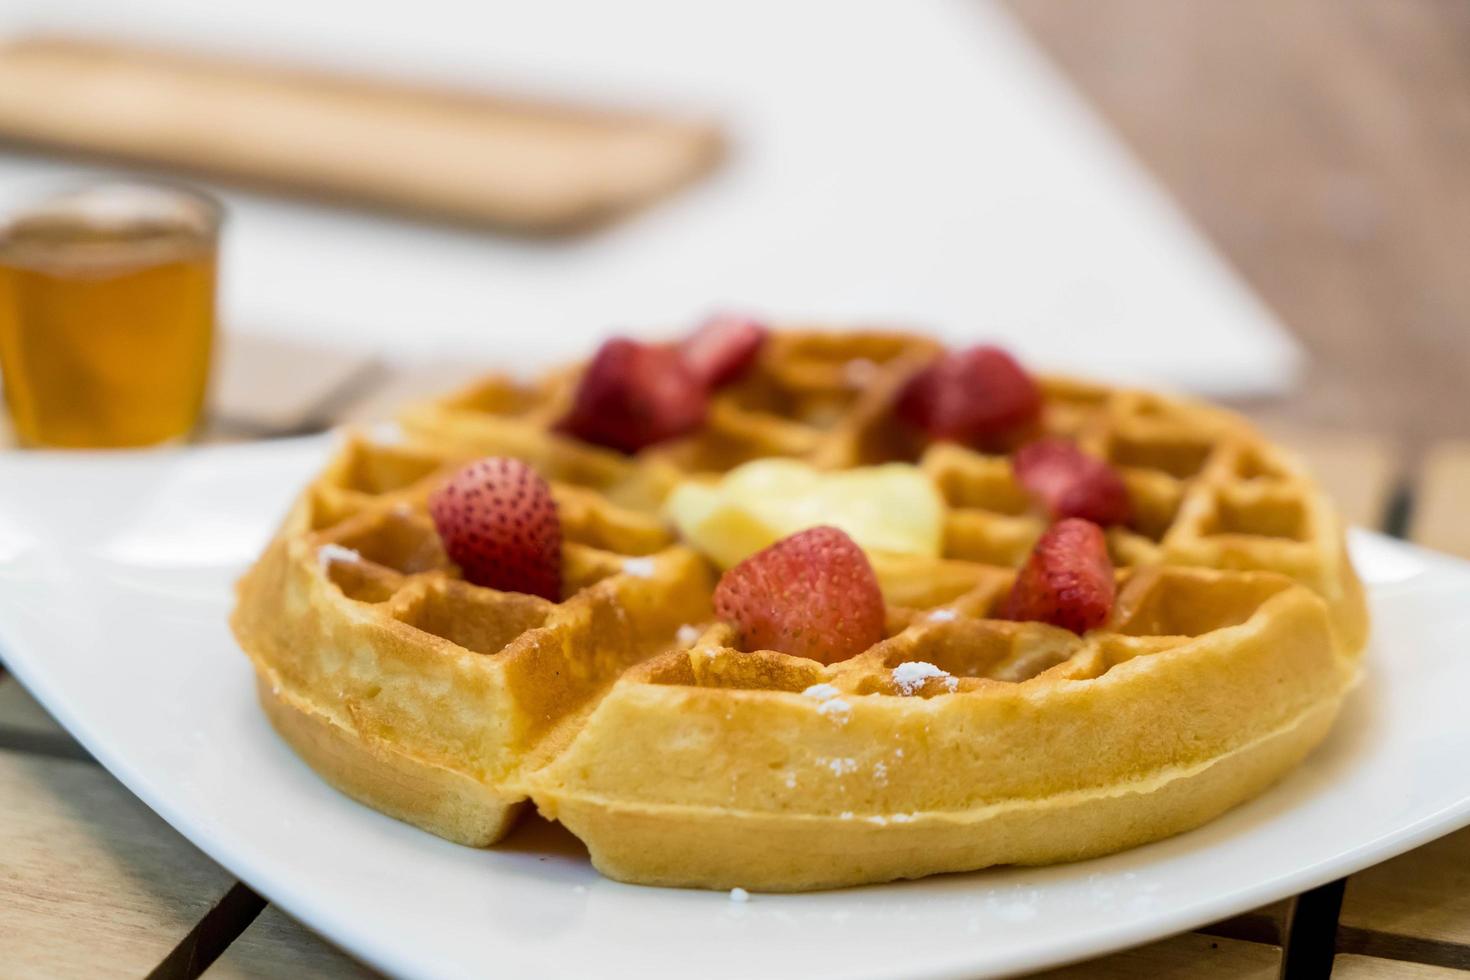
[232,329,1369,891]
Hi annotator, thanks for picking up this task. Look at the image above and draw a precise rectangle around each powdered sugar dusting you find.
[892,660,953,695]
[816,698,852,723]
[317,543,361,569]
[802,683,840,701]
[621,556,656,578]
[676,624,702,646]
[825,757,858,776]
[729,887,750,902]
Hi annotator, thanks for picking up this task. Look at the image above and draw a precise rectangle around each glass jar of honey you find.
[0,183,220,448]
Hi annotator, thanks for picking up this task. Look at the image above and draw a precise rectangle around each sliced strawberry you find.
[1013,438,1132,526]
[680,314,768,388]
[894,345,1042,447]
[713,525,884,665]
[1002,518,1115,634]
[558,338,708,453]
[428,457,562,600]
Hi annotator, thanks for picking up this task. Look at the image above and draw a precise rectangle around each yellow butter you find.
[665,459,945,568]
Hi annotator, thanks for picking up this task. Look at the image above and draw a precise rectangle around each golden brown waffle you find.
[234,328,1368,891]
[233,435,713,844]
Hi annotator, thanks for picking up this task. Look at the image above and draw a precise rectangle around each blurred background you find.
[6,4,1470,977]
[0,0,1461,456]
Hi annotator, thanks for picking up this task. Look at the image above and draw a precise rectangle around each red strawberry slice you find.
[680,314,769,388]
[713,526,885,665]
[428,457,562,601]
[1013,438,1132,527]
[1001,518,1115,634]
[558,338,708,453]
[894,345,1042,446]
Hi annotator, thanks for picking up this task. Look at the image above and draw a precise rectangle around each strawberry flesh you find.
[558,337,708,453]
[680,314,769,388]
[1013,438,1132,526]
[1002,518,1115,634]
[428,457,562,601]
[713,525,885,665]
[894,345,1042,447]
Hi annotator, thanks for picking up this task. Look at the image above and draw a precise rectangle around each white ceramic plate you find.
[1,436,1468,980]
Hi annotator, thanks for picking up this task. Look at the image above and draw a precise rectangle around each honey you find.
[0,185,219,448]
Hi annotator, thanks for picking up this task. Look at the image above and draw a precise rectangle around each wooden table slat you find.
[0,749,237,978]
[0,675,70,738]
[204,905,376,979]
[1410,442,1470,559]
[1033,932,1280,978]
[1335,437,1470,970]
[1334,954,1470,979]
[1340,827,1470,947]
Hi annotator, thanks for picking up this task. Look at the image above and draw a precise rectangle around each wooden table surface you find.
[1005,0,1470,460]
[6,3,1470,976]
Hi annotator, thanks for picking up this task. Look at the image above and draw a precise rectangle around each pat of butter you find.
[665,459,945,568]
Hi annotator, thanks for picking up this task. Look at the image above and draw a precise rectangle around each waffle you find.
[233,328,1368,891]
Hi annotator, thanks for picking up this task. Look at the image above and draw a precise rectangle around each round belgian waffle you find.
[232,329,1367,891]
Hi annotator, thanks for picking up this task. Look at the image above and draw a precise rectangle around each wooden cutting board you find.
[0,37,724,234]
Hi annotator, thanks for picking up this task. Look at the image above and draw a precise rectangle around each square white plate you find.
[1,436,1467,980]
